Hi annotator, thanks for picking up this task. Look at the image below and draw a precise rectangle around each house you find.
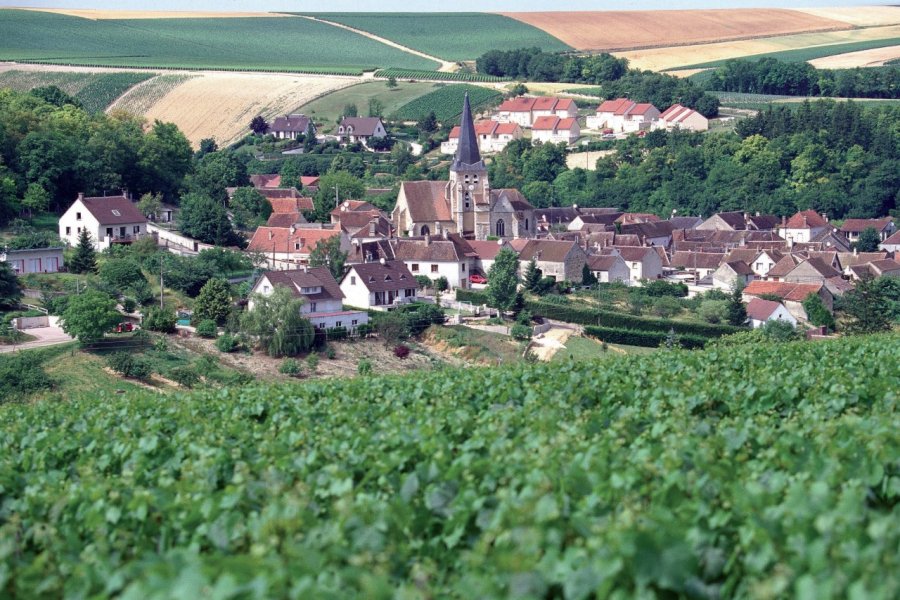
[467,239,513,277]
[392,93,535,241]
[669,216,704,230]
[587,98,660,132]
[517,239,587,283]
[531,116,580,144]
[59,193,148,250]
[390,232,476,289]
[249,267,368,332]
[671,251,724,280]
[655,104,709,132]
[749,249,784,278]
[620,221,674,247]
[587,254,630,283]
[609,246,664,282]
[880,230,900,252]
[848,258,900,280]
[696,211,777,232]
[839,217,895,243]
[1,246,64,274]
[743,280,832,321]
[712,261,755,290]
[250,174,282,189]
[270,114,315,140]
[495,96,577,128]
[441,120,522,155]
[300,176,320,194]
[783,257,843,284]
[337,117,387,145]
[745,298,797,329]
[340,259,417,311]
[778,210,830,244]
[245,225,350,270]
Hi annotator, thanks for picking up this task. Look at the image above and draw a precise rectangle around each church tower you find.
[449,93,490,239]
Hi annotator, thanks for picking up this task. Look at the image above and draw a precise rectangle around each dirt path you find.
[530,325,577,361]
[299,15,457,73]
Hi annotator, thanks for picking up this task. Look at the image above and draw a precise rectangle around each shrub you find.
[510,323,532,340]
[542,294,569,305]
[195,319,218,338]
[415,275,432,289]
[326,326,348,341]
[0,351,52,403]
[122,298,137,313]
[434,276,449,292]
[306,352,319,372]
[643,280,688,297]
[357,359,372,375]
[143,306,177,333]
[106,352,152,380]
[215,333,238,353]
[168,366,199,388]
[325,346,336,359]
[651,296,682,319]
[584,325,707,349]
[698,300,730,324]
[394,344,410,359]
[279,358,302,377]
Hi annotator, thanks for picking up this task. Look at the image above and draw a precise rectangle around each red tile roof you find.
[746,297,782,321]
[467,240,508,260]
[246,226,341,255]
[250,174,281,188]
[498,96,537,112]
[783,210,828,229]
[269,196,314,213]
[629,103,658,116]
[532,115,560,130]
[880,230,900,245]
[597,98,633,114]
[744,280,823,302]
[839,217,894,233]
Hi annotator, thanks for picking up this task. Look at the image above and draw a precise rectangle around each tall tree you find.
[487,248,520,312]
[802,292,835,331]
[854,227,881,253]
[241,287,314,357]
[21,183,49,217]
[68,229,97,274]
[249,116,268,135]
[178,193,240,246]
[308,235,348,281]
[229,186,271,229]
[138,120,193,203]
[60,290,120,344]
[727,281,748,327]
[523,257,542,291]
[0,261,22,310]
[313,171,364,222]
[193,278,233,325]
[137,192,163,220]
[842,275,892,334]
[188,150,248,204]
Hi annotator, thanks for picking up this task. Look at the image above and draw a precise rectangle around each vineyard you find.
[0,9,437,71]
[375,68,509,82]
[301,12,571,61]
[0,335,897,597]
[107,73,197,115]
[0,70,154,112]
[392,84,502,122]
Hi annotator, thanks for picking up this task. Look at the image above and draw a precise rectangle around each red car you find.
[115,322,134,333]
[469,273,487,284]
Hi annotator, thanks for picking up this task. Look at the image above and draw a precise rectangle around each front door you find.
[106,227,113,239]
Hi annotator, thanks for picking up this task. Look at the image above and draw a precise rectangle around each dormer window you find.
[295,242,301,250]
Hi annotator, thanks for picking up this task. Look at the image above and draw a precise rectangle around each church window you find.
[420,225,430,236]
[496,219,506,237]
[525,218,529,231]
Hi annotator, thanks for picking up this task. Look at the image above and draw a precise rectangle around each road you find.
[0,326,72,353]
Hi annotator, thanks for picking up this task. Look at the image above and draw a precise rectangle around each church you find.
[392,94,535,241]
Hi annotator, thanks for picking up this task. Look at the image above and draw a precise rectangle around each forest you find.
[490,100,899,220]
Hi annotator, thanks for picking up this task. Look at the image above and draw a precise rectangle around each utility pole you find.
[159,256,164,309]
[334,184,340,209]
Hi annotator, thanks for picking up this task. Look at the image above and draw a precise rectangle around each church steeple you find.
[451,92,483,171]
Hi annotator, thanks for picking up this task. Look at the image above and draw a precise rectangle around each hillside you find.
[1,335,897,597]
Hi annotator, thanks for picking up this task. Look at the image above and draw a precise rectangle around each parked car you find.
[115,322,134,333]
[469,273,487,284]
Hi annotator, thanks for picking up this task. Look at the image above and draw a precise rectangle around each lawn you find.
[298,12,572,61]
[550,335,657,363]
[392,83,502,123]
[28,342,151,401]
[0,9,438,71]
[299,80,439,127]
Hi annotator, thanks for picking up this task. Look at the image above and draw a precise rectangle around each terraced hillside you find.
[0,69,153,112]
[1,334,897,597]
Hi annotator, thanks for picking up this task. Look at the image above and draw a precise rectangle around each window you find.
[495,219,505,237]
[65,227,71,235]
[133,225,140,234]
[431,264,438,273]
[263,285,270,293]
[106,228,113,238]
[111,210,121,217]
[77,227,81,233]
[411,263,419,272]
[76,212,81,221]
[756,262,763,271]
[352,319,358,326]
[462,263,466,271]
[420,225,430,236]
[336,321,342,328]
[405,288,415,297]
[351,276,356,285]
[295,242,301,250]
[310,302,317,312]
[525,218,529,231]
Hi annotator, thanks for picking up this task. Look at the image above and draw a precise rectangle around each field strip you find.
[107,73,198,115]
[795,6,900,27]
[21,8,287,19]
[808,44,900,68]
[617,25,900,71]
[298,15,453,72]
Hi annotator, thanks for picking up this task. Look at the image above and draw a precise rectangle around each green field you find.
[1,334,897,597]
[393,83,502,122]
[712,90,900,110]
[299,12,572,61]
[375,68,509,82]
[299,80,440,127]
[676,37,900,69]
[0,9,438,71]
[0,70,154,112]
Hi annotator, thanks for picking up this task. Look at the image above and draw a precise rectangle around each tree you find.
[509,83,528,96]
[138,120,193,202]
[99,257,145,291]
[342,103,358,118]
[523,258,542,291]
[386,76,398,89]
[229,186,271,229]
[581,263,597,287]
[21,183,49,217]
[313,171,365,222]
[30,85,82,109]
[197,138,218,157]
[855,227,881,253]
[487,248,520,311]
[842,275,892,334]
[418,111,438,134]
[241,287,315,357]
[193,278,232,325]
[137,192,163,220]
[368,98,385,118]
[0,262,22,310]
[698,300,729,324]
[178,193,240,246]
[802,292,835,330]
[726,281,748,326]
[188,150,248,204]
[249,115,268,135]
[68,229,97,274]
[308,235,347,281]
[60,290,119,344]
[304,122,317,153]
[143,305,176,333]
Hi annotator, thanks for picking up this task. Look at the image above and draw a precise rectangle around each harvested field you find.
[108,74,198,115]
[618,25,900,71]
[24,8,285,19]
[808,45,900,68]
[500,9,851,51]
[142,72,356,148]
[566,150,617,171]
[796,6,900,27]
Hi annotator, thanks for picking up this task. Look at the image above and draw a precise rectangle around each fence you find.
[148,224,215,255]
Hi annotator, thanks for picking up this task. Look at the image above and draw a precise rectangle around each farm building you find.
[270,114,315,140]
[441,120,522,155]
[494,96,576,128]
[59,193,148,250]
[655,104,709,132]
[586,98,659,132]
[532,116,580,144]
[337,117,387,145]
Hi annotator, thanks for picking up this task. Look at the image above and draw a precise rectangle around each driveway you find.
[0,325,73,353]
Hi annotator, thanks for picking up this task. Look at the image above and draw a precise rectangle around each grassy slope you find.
[1,334,897,597]
[0,9,438,71]
[676,36,900,69]
[299,80,441,128]
[392,83,502,122]
[298,12,572,61]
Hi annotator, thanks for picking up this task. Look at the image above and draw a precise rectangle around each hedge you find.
[526,299,740,339]
[584,326,708,349]
[455,289,489,304]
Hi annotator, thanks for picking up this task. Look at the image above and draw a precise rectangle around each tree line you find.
[475,48,720,117]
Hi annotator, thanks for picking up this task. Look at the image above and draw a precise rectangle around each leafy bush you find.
[143,306,177,333]
[325,346,337,360]
[0,351,52,402]
[357,358,372,375]
[215,334,238,353]
[651,296,682,319]
[106,352,152,380]
[542,294,569,305]
[326,327,348,341]
[195,319,218,339]
[122,298,137,313]
[642,280,689,298]
[99,257,145,292]
[279,358,302,377]
[510,323,532,340]
[584,325,707,349]
[393,344,410,359]
[168,366,199,388]
[306,353,319,373]
[698,300,729,324]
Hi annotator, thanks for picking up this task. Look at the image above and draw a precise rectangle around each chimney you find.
[77,192,84,201]
[121,188,130,200]
[290,225,296,235]
[782,215,787,227]
[854,246,858,256]
[442,228,449,240]
[368,220,376,237]
[823,213,829,223]
[268,230,274,240]
[756,211,760,217]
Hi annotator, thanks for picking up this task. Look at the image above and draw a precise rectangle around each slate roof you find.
[517,239,578,262]
[453,92,483,170]
[347,260,415,293]
[339,117,384,137]
[260,267,343,302]
[79,195,147,225]
[270,114,311,134]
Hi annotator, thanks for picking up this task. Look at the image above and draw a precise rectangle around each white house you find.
[1,246,64,274]
[270,114,315,140]
[750,249,784,278]
[655,104,709,132]
[337,117,387,145]
[245,225,350,270]
[778,210,830,244]
[839,217,895,243]
[531,116,580,144]
[495,96,577,128]
[587,254,630,283]
[59,193,148,250]
[881,230,900,252]
[611,246,664,282]
[587,98,659,132]
[340,259,418,311]
[712,261,755,290]
[441,120,522,155]
[517,239,587,283]
[249,267,368,332]
[389,233,476,289]
[745,297,797,329]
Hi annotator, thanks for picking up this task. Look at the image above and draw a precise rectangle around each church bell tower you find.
[449,92,489,239]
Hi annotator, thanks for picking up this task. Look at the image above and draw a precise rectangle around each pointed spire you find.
[452,92,483,171]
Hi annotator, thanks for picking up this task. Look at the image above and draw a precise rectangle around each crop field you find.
[25,8,286,19]
[500,9,851,52]
[300,12,571,61]
[808,45,900,69]
[298,81,440,128]
[796,6,900,27]
[107,73,197,115]
[0,69,154,112]
[620,25,900,71]
[392,84,502,123]
[0,9,437,71]
[141,72,356,147]
[375,68,508,83]
[1,334,897,597]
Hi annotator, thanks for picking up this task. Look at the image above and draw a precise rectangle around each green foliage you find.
[249,115,268,135]
[0,350,53,402]
[122,298,136,313]
[642,279,688,297]
[0,262,22,310]
[357,357,372,375]
[68,229,97,274]
[585,325,707,349]
[698,299,729,324]
[228,186,271,229]
[188,150,248,204]
[214,333,239,353]
[195,319,217,339]
[373,310,410,346]
[137,192,163,219]
[142,305,176,334]
[486,248,519,311]
[393,84,502,123]
[714,320,804,346]
[375,68,509,83]
[241,287,314,357]
[651,296,682,319]
[168,365,199,388]
[727,281,748,327]
[313,171,365,222]
[177,192,241,247]
[106,351,152,380]
[279,358,302,377]
[803,293,836,331]
[159,253,216,297]
[855,227,882,253]
[99,257,145,291]
[581,263,597,287]
[308,235,348,281]
[842,275,893,335]
[306,352,319,373]
[60,290,119,344]
[193,278,233,326]
[510,323,532,340]
[326,346,337,359]
[523,258,542,292]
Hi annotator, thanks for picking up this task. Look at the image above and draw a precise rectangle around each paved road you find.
[0,326,73,353]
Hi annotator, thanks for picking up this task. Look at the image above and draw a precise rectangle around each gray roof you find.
[260,267,343,302]
[451,93,484,173]
[270,114,312,133]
